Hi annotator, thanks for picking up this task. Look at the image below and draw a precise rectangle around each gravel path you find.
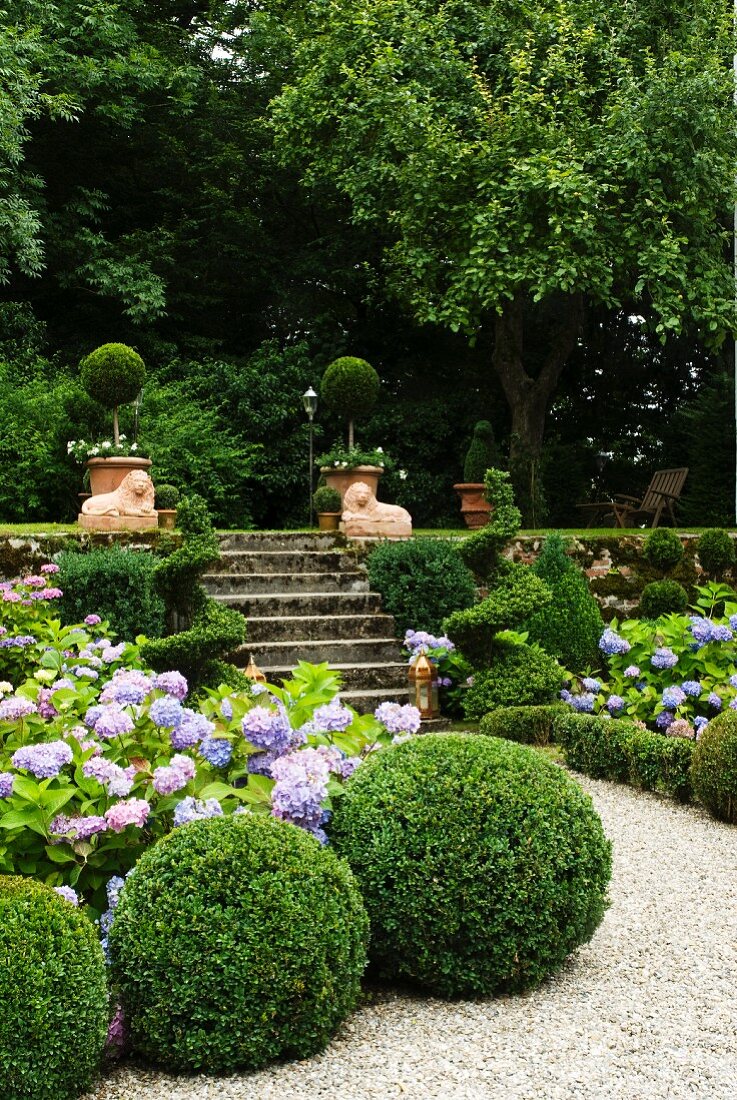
[86,776,737,1100]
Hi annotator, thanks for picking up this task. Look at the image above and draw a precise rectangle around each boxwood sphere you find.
[696,529,736,575]
[0,876,108,1099]
[692,710,737,823]
[320,356,379,420]
[80,342,146,408]
[109,814,369,1072]
[331,734,612,998]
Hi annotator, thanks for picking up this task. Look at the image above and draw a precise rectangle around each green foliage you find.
[58,546,166,641]
[142,600,246,685]
[458,469,521,581]
[639,579,688,619]
[479,704,567,745]
[463,420,501,483]
[642,528,684,572]
[80,343,146,409]
[320,356,379,422]
[154,484,180,510]
[462,641,565,719]
[671,375,734,527]
[0,876,108,1099]
[444,565,551,666]
[554,712,694,802]
[109,815,369,1071]
[313,486,342,512]
[696,529,736,577]
[525,533,603,670]
[331,734,611,997]
[366,538,476,637]
[691,710,737,823]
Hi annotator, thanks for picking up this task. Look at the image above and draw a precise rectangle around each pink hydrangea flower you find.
[104,799,150,833]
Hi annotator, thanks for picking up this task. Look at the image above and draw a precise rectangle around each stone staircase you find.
[202,532,410,712]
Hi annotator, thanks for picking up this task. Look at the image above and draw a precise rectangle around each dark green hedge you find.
[0,877,108,1099]
[58,545,166,640]
[554,711,694,802]
[109,815,369,1072]
[479,704,567,745]
[331,733,611,998]
[366,537,476,637]
[692,710,737,823]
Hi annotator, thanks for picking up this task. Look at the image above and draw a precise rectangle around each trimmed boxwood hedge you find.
[692,709,737,823]
[0,876,108,1100]
[331,733,611,998]
[479,704,567,745]
[109,815,368,1072]
[553,711,694,802]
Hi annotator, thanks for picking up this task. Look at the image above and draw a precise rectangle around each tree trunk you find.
[492,292,583,525]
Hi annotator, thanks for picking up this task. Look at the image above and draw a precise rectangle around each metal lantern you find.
[244,653,267,684]
[409,652,437,719]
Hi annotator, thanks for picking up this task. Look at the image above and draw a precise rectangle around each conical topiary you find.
[524,533,604,672]
[463,421,501,483]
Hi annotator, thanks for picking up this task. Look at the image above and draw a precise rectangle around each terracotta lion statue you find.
[81,469,157,517]
[342,481,412,538]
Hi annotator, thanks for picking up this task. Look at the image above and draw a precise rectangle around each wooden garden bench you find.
[576,467,689,528]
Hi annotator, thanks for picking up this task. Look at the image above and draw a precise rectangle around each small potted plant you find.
[453,421,501,528]
[313,485,342,531]
[318,356,386,502]
[78,343,150,495]
[155,483,180,529]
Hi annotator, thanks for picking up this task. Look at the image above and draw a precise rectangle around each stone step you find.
[212,591,382,618]
[260,661,410,693]
[232,637,404,666]
[340,687,412,714]
[245,613,396,643]
[219,532,347,553]
[202,571,369,596]
[214,550,361,576]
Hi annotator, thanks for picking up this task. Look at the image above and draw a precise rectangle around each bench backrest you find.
[640,468,689,514]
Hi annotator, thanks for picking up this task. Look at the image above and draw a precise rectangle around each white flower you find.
[0,681,13,696]
[130,443,138,452]
[101,440,112,449]
[376,447,383,453]
[67,441,75,452]
[119,434,126,441]
[334,461,339,466]
[399,469,408,480]
[91,446,100,455]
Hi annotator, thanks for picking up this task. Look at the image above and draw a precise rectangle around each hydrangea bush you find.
[0,569,421,914]
[562,582,737,739]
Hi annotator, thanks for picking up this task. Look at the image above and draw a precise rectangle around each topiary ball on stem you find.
[692,709,737,823]
[320,356,379,448]
[331,733,612,998]
[0,876,108,1100]
[80,342,146,444]
[109,814,368,1072]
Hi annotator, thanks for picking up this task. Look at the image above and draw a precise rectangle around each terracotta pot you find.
[453,483,492,529]
[317,511,341,531]
[320,465,383,503]
[86,456,152,496]
[157,509,177,530]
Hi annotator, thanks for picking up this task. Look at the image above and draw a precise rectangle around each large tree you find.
[271,0,737,517]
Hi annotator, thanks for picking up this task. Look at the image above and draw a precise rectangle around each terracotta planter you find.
[86,456,152,496]
[320,465,383,503]
[157,509,177,530]
[317,511,341,531]
[453,483,492,529]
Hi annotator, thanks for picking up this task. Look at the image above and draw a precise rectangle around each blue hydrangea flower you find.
[582,677,601,693]
[708,692,722,710]
[599,629,631,656]
[173,796,223,827]
[560,688,572,703]
[681,681,702,697]
[241,706,291,754]
[312,700,354,733]
[651,648,678,670]
[694,716,709,734]
[53,886,79,906]
[0,772,14,798]
[149,696,184,729]
[655,710,674,730]
[198,738,233,768]
[606,694,624,713]
[571,693,596,713]
[662,686,686,709]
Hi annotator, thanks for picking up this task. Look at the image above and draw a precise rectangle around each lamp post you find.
[302,386,318,526]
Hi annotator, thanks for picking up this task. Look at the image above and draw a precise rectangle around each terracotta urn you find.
[86,456,152,496]
[320,465,383,503]
[157,509,177,530]
[453,483,492,529]
[317,512,341,532]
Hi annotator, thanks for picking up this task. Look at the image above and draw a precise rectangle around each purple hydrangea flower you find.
[84,614,102,626]
[41,563,60,575]
[0,772,14,798]
[374,701,422,735]
[100,642,126,663]
[173,796,224,827]
[50,814,108,840]
[0,696,37,721]
[340,756,361,779]
[170,709,214,749]
[149,695,184,729]
[36,688,58,719]
[54,886,79,906]
[220,698,233,721]
[708,692,722,711]
[656,710,675,730]
[623,665,641,678]
[94,704,135,740]
[682,681,702,697]
[241,706,292,754]
[599,629,631,656]
[651,648,678,670]
[606,694,624,713]
[560,688,572,703]
[152,765,189,795]
[100,670,153,706]
[153,671,188,701]
[198,738,233,768]
[271,748,331,842]
[571,693,596,713]
[662,686,687,709]
[82,758,135,797]
[84,704,105,729]
[582,677,601,693]
[694,716,709,737]
[312,700,354,733]
[104,799,150,833]
[11,741,73,778]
